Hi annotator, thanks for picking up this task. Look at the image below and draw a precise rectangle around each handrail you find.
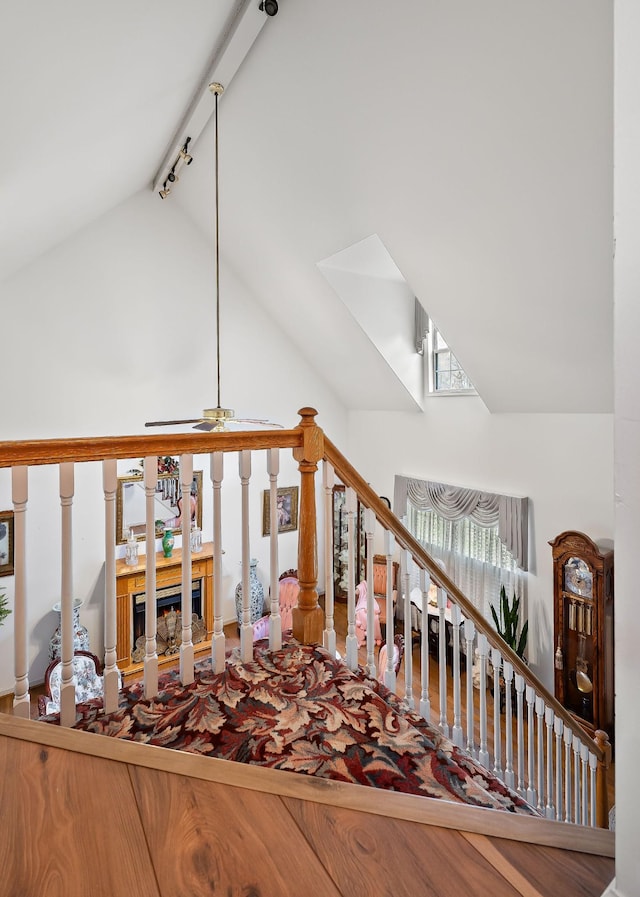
[0,427,302,468]
[324,436,605,763]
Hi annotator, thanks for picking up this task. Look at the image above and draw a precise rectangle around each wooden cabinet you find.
[550,531,614,741]
[116,542,214,680]
[332,486,366,599]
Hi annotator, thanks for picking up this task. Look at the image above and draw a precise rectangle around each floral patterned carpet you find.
[41,640,537,815]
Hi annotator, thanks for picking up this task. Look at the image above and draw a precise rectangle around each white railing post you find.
[345,486,358,671]
[143,456,159,697]
[580,743,589,826]
[554,715,564,821]
[419,568,431,721]
[179,453,194,685]
[477,634,489,768]
[588,751,598,828]
[11,466,29,718]
[239,450,253,663]
[402,549,414,709]
[503,661,514,790]
[573,733,582,824]
[437,581,449,738]
[545,706,555,819]
[322,461,336,657]
[563,726,573,823]
[536,696,545,813]
[59,462,76,727]
[364,509,376,678]
[525,685,537,807]
[491,647,503,779]
[515,673,525,796]
[450,603,462,746]
[102,459,119,713]
[383,530,396,691]
[463,618,476,757]
[267,448,282,651]
[210,452,226,673]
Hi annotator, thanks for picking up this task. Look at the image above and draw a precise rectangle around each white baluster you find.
[383,531,396,691]
[515,673,525,796]
[11,466,29,718]
[143,457,158,697]
[267,449,281,650]
[525,686,537,806]
[580,743,589,826]
[450,603,462,747]
[322,461,336,657]
[364,509,376,678]
[491,647,503,778]
[210,452,226,673]
[535,697,545,813]
[59,462,76,727]
[573,733,581,824]
[419,568,431,722]
[238,450,253,663]
[588,751,597,828]
[463,618,476,757]
[545,706,555,819]
[345,486,358,671]
[180,454,194,684]
[102,460,119,713]
[554,715,564,821]
[563,726,573,823]
[402,549,414,709]
[477,634,489,768]
[503,661,514,790]
[437,582,449,738]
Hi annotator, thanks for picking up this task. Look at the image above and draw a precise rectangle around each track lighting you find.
[159,181,171,199]
[259,0,278,15]
[179,139,193,165]
[157,139,192,199]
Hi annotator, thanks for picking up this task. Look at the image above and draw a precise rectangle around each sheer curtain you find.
[407,506,524,617]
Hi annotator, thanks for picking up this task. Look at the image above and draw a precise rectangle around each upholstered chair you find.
[252,569,300,642]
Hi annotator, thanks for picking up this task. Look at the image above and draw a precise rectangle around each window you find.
[426,322,475,394]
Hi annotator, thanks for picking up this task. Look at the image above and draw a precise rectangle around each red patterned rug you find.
[41,640,537,815]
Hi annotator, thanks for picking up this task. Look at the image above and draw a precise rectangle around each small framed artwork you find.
[262,486,299,536]
[0,510,14,577]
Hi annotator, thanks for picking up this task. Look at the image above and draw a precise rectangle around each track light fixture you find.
[259,0,278,15]
[157,138,192,199]
[159,180,171,199]
[179,138,193,165]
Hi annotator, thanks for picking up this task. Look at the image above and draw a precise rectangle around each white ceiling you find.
[2,0,613,415]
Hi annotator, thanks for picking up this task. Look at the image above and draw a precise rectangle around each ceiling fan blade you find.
[145,418,205,427]
[235,418,285,428]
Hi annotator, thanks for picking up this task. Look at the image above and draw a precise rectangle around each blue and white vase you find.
[235,558,265,625]
[49,598,90,661]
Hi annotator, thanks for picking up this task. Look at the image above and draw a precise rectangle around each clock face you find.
[564,557,593,598]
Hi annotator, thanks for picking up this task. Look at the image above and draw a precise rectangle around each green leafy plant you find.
[0,589,11,626]
[491,585,528,660]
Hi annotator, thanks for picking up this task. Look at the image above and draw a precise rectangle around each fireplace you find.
[115,543,214,678]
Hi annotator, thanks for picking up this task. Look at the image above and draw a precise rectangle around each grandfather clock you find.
[550,531,614,742]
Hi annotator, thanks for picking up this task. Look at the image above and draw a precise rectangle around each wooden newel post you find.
[292,407,324,645]
[594,729,611,829]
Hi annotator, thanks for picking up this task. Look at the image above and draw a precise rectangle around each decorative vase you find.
[235,558,265,625]
[190,525,202,554]
[162,528,174,558]
[49,598,90,661]
[125,527,139,566]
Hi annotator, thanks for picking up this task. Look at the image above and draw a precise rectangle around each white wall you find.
[0,189,347,692]
[347,398,613,691]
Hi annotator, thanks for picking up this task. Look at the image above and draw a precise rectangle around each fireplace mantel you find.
[116,542,214,680]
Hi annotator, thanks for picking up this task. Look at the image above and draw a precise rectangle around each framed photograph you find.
[0,510,14,577]
[262,486,299,536]
[116,469,203,545]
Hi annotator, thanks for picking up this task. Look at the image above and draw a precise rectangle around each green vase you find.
[162,528,174,558]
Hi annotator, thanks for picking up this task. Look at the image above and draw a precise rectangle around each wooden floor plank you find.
[128,765,344,897]
[282,795,528,897]
[461,831,615,897]
[0,735,161,897]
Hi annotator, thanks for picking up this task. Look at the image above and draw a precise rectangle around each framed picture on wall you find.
[0,510,14,577]
[262,486,299,536]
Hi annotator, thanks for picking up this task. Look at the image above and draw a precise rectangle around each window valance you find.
[394,475,528,571]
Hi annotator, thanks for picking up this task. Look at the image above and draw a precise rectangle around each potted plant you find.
[0,589,11,626]
[491,585,528,660]
[490,585,528,711]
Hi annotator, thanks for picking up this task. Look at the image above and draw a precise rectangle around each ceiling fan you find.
[145,82,282,433]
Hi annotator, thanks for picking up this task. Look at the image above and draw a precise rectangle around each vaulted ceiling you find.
[2,1,613,414]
